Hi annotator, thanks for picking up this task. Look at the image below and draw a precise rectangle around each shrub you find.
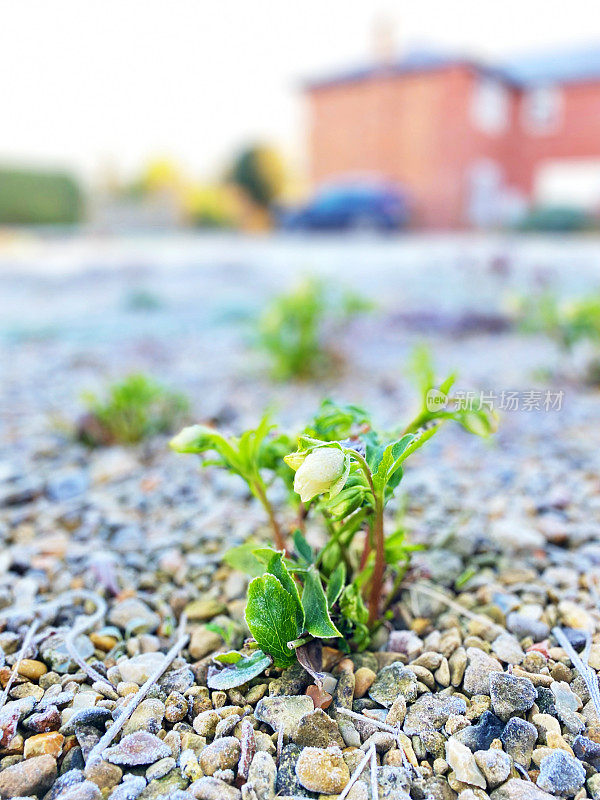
[0,166,83,225]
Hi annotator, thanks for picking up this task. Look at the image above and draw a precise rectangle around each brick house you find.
[305,46,600,228]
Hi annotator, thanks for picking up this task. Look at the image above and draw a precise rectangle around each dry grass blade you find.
[412,583,504,636]
[338,744,373,800]
[63,591,110,691]
[369,744,378,800]
[552,626,600,721]
[336,706,398,734]
[86,631,189,765]
[0,618,40,711]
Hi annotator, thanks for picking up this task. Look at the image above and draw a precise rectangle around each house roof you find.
[305,43,600,91]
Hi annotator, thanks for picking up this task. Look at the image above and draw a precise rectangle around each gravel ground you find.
[1,236,600,800]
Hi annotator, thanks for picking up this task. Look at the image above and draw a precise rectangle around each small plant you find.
[517,290,600,383]
[257,278,371,380]
[172,350,496,677]
[79,373,189,446]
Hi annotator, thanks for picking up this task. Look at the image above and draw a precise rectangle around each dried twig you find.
[553,626,600,721]
[63,592,110,692]
[0,618,40,711]
[338,744,374,800]
[86,631,189,765]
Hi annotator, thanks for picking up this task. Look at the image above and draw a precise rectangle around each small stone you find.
[506,614,549,643]
[445,737,486,789]
[192,710,219,737]
[275,744,303,796]
[118,654,164,685]
[243,751,276,799]
[573,734,600,768]
[500,717,537,767]
[23,704,61,733]
[489,778,556,799]
[17,659,48,681]
[108,599,160,633]
[198,737,241,775]
[0,753,57,797]
[165,692,188,723]
[354,667,377,698]
[104,731,170,766]
[292,708,344,748]
[491,634,524,665]
[106,775,147,800]
[376,764,411,798]
[386,695,407,727]
[145,756,176,781]
[189,628,222,660]
[46,769,85,800]
[403,693,466,735]
[463,649,503,696]
[254,695,313,737]
[536,750,585,796]
[449,647,468,687]
[84,759,123,791]
[184,599,227,622]
[551,680,584,733]
[456,712,505,752]
[188,776,241,800]
[55,780,102,800]
[23,731,64,758]
[387,630,423,660]
[369,663,418,707]
[295,746,350,794]
[531,713,561,744]
[489,673,536,721]
[474,749,511,788]
[122,698,165,736]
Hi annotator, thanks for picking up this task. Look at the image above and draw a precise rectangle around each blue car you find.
[281,178,409,232]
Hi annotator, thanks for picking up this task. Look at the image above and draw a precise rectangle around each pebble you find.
[188,776,241,799]
[0,753,57,797]
[145,756,176,781]
[489,673,536,721]
[198,737,240,776]
[491,634,524,665]
[55,780,103,800]
[505,614,550,643]
[369,663,418,707]
[489,778,556,799]
[184,599,227,621]
[456,712,505,752]
[295,746,350,794]
[463,649,503,696]
[122,699,165,736]
[84,760,123,791]
[474,749,511,789]
[291,708,344,748]
[104,732,171,766]
[23,730,64,758]
[242,751,276,800]
[353,667,377,698]
[445,737,486,789]
[254,695,313,737]
[108,599,160,633]
[403,693,467,735]
[118,654,165,685]
[189,628,222,660]
[536,750,586,796]
[500,717,537,766]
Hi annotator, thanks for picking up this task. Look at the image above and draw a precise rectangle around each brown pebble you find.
[24,731,64,759]
[17,660,48,681]
[353,667,377,698]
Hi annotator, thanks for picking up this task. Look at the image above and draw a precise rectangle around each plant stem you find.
[253,479,287,552]
[347,450,385,625]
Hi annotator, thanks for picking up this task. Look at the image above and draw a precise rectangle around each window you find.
[522,86,562,134]
[471,78,509,135]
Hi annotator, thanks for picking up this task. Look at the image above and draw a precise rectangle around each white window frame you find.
[521,86,563,135]
[470,77,510,136]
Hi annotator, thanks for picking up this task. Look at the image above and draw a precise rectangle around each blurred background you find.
[2,0,600,444]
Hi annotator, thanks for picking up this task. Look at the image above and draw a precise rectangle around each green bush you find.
[0,166,83,225]
[517,206,592,233]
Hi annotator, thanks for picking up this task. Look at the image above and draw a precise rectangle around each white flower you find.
[293,447,349,504]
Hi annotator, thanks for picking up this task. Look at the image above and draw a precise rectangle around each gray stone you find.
[376,765,411,799]
[474,749,511,788]
[491,633,524,665]
[369,663,418,707]
[108,599,160,633]
[500,717,537,767]
[490,779,556,800]
[403,693,467,735]
[463,648,502,696]
[489,673,536,721]
[188,777,241,800]
[54,780,102,800]
[455,712,505,752]
[536,750,586,796]
[506,614,550,643]
[291,709,344,748]
[241,751,276,800]
[104,732,170,766]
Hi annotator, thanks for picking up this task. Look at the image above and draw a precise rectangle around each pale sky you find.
[0,0,598,184]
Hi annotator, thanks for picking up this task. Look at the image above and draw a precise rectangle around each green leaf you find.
[371,434,417,493]
[213,651,243,664]
[339,583,369,626]
[256,549,305,633]
[245,575,300,668]
[301,567,342,639]
[207,649,272,689]
[326,562,346,609]
[293,530,314,564]
[223,543,264,577]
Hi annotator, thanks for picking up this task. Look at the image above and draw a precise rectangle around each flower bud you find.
[170,424,213,453]
[292,446,349,504]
